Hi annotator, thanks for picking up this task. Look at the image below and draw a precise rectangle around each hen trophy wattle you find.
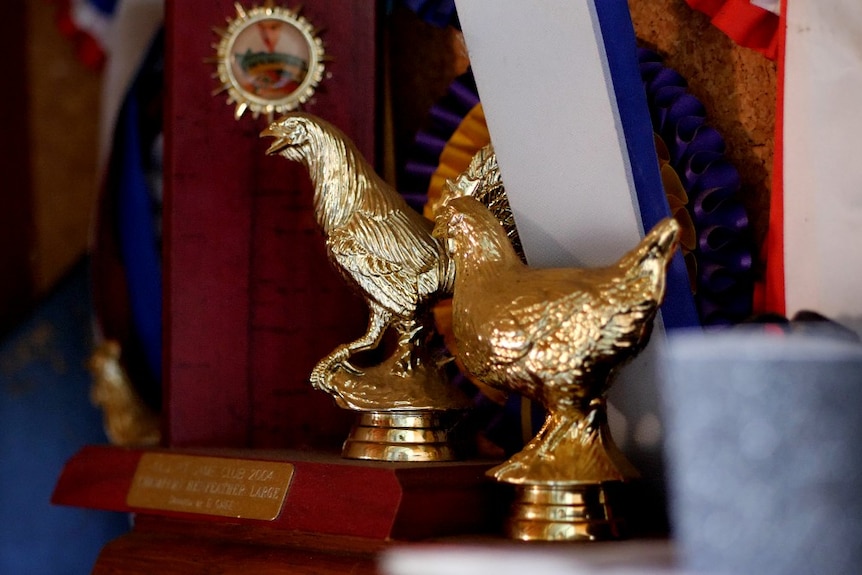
[262,113,470,461]
[434,195,679,538]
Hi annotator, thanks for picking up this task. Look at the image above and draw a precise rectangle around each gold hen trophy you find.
[434,169,680,540]
[262,113,470,462]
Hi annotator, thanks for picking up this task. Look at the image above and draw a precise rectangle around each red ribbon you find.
[757,0,787,314]
[52,0,108,70]
[685,0,780,60]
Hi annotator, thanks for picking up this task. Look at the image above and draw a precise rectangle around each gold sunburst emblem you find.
[213,1,325,120]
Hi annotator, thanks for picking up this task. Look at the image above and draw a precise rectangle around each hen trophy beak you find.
[432,207,459,256]
[431,219,443,240]
[657,217,681,254]
[431,210,450,240]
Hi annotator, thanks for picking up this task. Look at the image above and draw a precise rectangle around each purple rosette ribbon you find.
[639,48,755,325]
[400,0,460,29]
[401,71,480,210]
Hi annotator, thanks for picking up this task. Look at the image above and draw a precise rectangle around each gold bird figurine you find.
[261,113,467,414]
[434,195,680,485]
[89,340,161,447]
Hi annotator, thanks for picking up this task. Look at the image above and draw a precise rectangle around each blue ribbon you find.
[593,0,700,331]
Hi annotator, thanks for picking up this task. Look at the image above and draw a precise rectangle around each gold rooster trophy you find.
[262,113,471,462]
[434,145,680,541]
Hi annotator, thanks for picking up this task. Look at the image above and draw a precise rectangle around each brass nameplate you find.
[127,453,294,520]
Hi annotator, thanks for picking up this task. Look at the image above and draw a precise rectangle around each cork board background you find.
[27,3,102,294]
[629,0,776,257]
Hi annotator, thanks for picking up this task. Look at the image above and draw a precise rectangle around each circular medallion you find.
[214,1,325,120]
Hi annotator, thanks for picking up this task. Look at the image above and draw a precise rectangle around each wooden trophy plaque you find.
[52,2,500,573]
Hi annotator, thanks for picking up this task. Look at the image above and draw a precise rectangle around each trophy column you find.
[52,3,500,573]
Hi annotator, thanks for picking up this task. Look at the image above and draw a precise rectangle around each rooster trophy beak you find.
[260,124,290,156]
[261,116,308,156]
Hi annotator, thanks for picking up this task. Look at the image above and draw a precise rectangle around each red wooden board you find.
[163,1,379,448]
[52,445,499,540]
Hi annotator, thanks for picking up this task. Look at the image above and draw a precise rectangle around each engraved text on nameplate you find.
[127,453,294,520]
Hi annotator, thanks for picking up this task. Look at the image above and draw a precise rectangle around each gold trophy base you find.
[341,410,460,462]
[506,483,627,541]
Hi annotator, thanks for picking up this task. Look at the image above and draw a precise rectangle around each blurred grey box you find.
[661,330,862,575]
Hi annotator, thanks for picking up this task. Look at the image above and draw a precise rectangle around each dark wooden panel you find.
[163,1,378,448]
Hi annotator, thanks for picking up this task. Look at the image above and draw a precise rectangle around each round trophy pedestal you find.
[341,410,459,462]
[506,483,626,541]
